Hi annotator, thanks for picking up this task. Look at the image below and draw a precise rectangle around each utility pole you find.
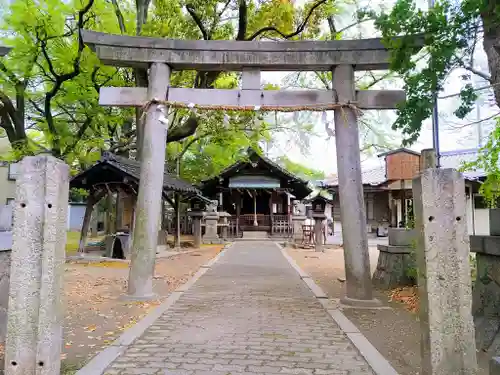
[428,0,440,167]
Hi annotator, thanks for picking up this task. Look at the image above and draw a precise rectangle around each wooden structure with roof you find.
[70,152,204,252]
[200,149,312,237]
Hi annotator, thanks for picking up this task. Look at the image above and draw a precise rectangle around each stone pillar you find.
[127,62,171,299]
[313,213,326,252]
[203,212,220,244]
[5,155,69,375]
[420,148,437,171]
[469,208,500,354]
[188,211,203,248]
[218,212,231,240]
[332,65,377,306]
[291,215,306,243]
[413,168,477,375]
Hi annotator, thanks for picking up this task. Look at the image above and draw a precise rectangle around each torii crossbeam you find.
[82,30,422,304]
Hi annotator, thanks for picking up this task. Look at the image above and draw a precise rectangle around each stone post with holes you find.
[413,168,477,375]
[332,65,379,306]
[127,63,171,299]
[5,155,69,375]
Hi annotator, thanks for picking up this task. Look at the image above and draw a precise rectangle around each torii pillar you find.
[127,63,171,299]
[333,65,380,306]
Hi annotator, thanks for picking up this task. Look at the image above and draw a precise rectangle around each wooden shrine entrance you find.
[82,29,422,303]
[200,148,311,237]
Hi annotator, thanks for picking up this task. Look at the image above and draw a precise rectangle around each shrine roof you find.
[200,149,312,199]
[71,152,201,197]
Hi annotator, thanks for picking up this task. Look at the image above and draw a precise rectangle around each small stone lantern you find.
[188,196,207,248]
[310,196,328,252]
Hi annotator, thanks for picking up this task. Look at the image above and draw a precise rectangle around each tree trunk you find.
[116,192,124,231]
[481,9,500,107]
[78,199,95,253]
[106,194,115,234]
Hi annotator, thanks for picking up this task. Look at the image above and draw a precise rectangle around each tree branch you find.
[40,0,95,155]
[463,65,492,82]
[0,59,20,85]
[110,0,127,33]
[246,0,327,40]
[186,4,209,40]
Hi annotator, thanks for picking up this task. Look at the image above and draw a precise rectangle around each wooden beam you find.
[82,30,424,71]
[99,87,405,110]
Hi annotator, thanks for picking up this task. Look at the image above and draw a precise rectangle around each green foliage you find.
[365,0,485,145]
[1,0,332,175]
[275,155,325,180]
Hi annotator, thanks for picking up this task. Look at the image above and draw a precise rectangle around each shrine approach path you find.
[103,242,376,375]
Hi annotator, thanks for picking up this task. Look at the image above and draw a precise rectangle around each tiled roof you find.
[71,152,200,194]
[439,149,485,180]
[320,166,386,187]
[319,148,486,187]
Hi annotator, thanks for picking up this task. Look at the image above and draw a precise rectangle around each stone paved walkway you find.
[104,242,375,375]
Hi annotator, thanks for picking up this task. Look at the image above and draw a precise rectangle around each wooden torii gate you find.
[82,30,421,304]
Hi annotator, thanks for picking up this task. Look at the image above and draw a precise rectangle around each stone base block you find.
[120,292,158,302]
[372,244,416,289]
[340,296,382,308]
[203,238,223,245]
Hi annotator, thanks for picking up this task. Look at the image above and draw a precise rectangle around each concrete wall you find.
[0,205,12,231]
[67,204,86,231]
[0,163,16,206]
[474,208,490,235]
[0,249,11,342]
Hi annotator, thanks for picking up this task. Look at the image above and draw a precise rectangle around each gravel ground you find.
[287,246,489,375]
[0,245,223,374]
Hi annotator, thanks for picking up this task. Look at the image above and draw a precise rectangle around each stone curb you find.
[276,243,399,375]
[75,242,233,375]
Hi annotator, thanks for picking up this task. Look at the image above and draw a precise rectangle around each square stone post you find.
[5,155,69,375]
[218,212,231,241]
[332,65,378,306]
[127,62,171,299]
[188,211,203,248]
[413,168,477,375]
[313,213,326,252]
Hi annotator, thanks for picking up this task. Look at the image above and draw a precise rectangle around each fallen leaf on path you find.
[84,324,97,332]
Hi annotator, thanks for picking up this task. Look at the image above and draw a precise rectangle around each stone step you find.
[242,231,269,239]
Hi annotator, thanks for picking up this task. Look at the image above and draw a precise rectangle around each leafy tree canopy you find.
[0,0,336,172]
[367,0,500,199]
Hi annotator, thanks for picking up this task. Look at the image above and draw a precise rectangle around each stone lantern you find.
[188,196,207,248]
[310,196,328,252]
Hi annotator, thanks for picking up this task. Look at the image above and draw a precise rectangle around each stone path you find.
[104,242,375,375]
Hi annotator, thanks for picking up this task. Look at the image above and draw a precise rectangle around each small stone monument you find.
[291,215,307,243]
[203,200,220,244]
[218,211,231,241]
